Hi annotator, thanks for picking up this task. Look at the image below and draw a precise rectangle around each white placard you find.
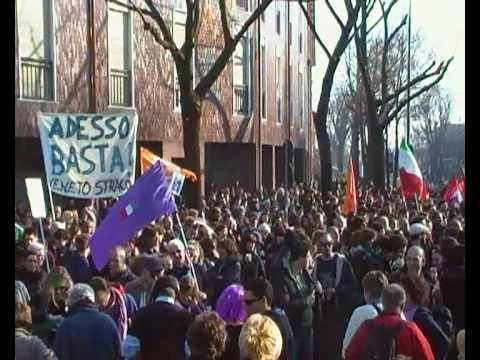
[25,178,47,219]
[38,112,138,198]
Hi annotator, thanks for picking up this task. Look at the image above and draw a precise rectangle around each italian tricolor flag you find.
[399,139,428,201]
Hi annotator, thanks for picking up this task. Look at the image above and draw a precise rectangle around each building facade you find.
[15,0,315,201]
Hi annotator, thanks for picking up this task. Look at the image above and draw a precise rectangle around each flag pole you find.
[46,180,56,222]
[174,211,200,291]
[38,218,50,273]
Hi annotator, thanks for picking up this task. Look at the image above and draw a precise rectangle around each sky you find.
[311,0,465,124]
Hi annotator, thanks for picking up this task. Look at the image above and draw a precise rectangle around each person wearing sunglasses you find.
[244,278,295,360]
[312,230,360,360]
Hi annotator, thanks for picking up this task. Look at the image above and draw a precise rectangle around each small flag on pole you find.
[342,158,357,216]
[90,161,176,271]
[140,146,197,182]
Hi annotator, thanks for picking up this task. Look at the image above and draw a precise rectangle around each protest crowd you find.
[15,179,465,360]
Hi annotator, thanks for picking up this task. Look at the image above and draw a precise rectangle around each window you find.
[196,45,222,98]
[174,0,186,12]
[108,5,132,107]
[276,55,282,123]
[17,0,54,100]
[261,43,266,119]
[233,36,249,115]
[299,71,303,130]
[299,32,303,53]
[236,0,248,10]
[288,21,292,46]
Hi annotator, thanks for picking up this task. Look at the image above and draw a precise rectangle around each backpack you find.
[362,319,406,360]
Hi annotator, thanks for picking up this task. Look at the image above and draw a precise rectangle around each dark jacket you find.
[15,268,47,308]
[265,308,296,360]
[65,252,98,284]
[130,300,194,360]
[219,324,242,360]
[413,306,450,360]
[212,256,242,303]
[241,251,266,285]
[53,303,121,360]
[440,265,465,331]
[271,256,314,330]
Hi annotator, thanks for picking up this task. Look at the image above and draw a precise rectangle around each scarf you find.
[101,287,128,341]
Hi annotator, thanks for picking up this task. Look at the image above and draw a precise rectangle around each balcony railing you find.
[234,85,248,114]
[110,69,131,107]
[20,57,54,100]
[236,0,248,10]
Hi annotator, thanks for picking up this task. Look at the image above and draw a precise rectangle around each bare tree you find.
[108,0,275,207]
[328,85,352,173]
[412,85,452,183]
[353,0,453,190]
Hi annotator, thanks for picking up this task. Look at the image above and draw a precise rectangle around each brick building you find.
[15,0,316,202]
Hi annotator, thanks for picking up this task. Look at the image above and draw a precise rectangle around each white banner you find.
[38,112,138,198]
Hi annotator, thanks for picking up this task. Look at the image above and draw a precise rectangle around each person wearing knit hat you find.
[54,283,121,360]
[409,223,431,247]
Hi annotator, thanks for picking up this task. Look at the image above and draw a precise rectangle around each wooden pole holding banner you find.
[46,180,56,222]
[174,212,199,290]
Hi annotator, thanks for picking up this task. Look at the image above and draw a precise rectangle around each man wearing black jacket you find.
[244,278,295,360]
[271,230,315,360]
[129,276,194,360]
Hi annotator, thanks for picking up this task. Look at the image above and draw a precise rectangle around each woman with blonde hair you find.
[238,314,283,360]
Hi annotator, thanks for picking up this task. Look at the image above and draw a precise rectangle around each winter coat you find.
[15,328,57,360]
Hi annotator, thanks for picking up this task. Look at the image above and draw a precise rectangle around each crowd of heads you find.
[15,181,465,359]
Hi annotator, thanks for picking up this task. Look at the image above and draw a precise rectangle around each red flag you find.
[342,158,357,216]
[441,176,465,204]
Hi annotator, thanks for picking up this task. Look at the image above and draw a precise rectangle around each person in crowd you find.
[244,278,295,360]
[439,244,465,333]
[32,266,73,347]
[129,276,194,360]
[271,230,315,360]
[238,314,283,360]
[186,311,228,360]
[90,276,128,341]
[125,255,164,309]
[178,274,208,315]
[15,248,47,313]
[342,270,389,358]
[65,234,97,284]
[398,275,450,360]
[15,302,57,360]
[138,225,163,255]
[105,246,138,286]
[21,227,38,249]
[345,284,434,360]
[213,238,243,303]
[393,245,442,307]
[54,283,122,360]
[167,239,193,278]
[216,284,248,360]
[240,231,266,285]
[313,229,360,359]
[409,222,432,248]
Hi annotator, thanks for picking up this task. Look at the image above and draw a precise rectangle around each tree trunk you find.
[393,116,399,187]
[181,94,203,209]
[338,138,346,173]
[351,118,360,182]
[367,121,386,190]
[314,57,340,198]
[385,126,390,187]
[360,121,367,181]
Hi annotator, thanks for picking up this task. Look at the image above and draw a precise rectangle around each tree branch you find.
[387,15,407,45]
[107,0,152,15]
[219,0,233,47]
[383,57,453,127]
[326,0,345,29]
[195,0,274,97]
[144,0,178,53]
[299,0,331,59]
[380,60,437,105]
[192,0,202,43]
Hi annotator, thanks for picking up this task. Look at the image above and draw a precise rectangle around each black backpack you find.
[362,319,406,360]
